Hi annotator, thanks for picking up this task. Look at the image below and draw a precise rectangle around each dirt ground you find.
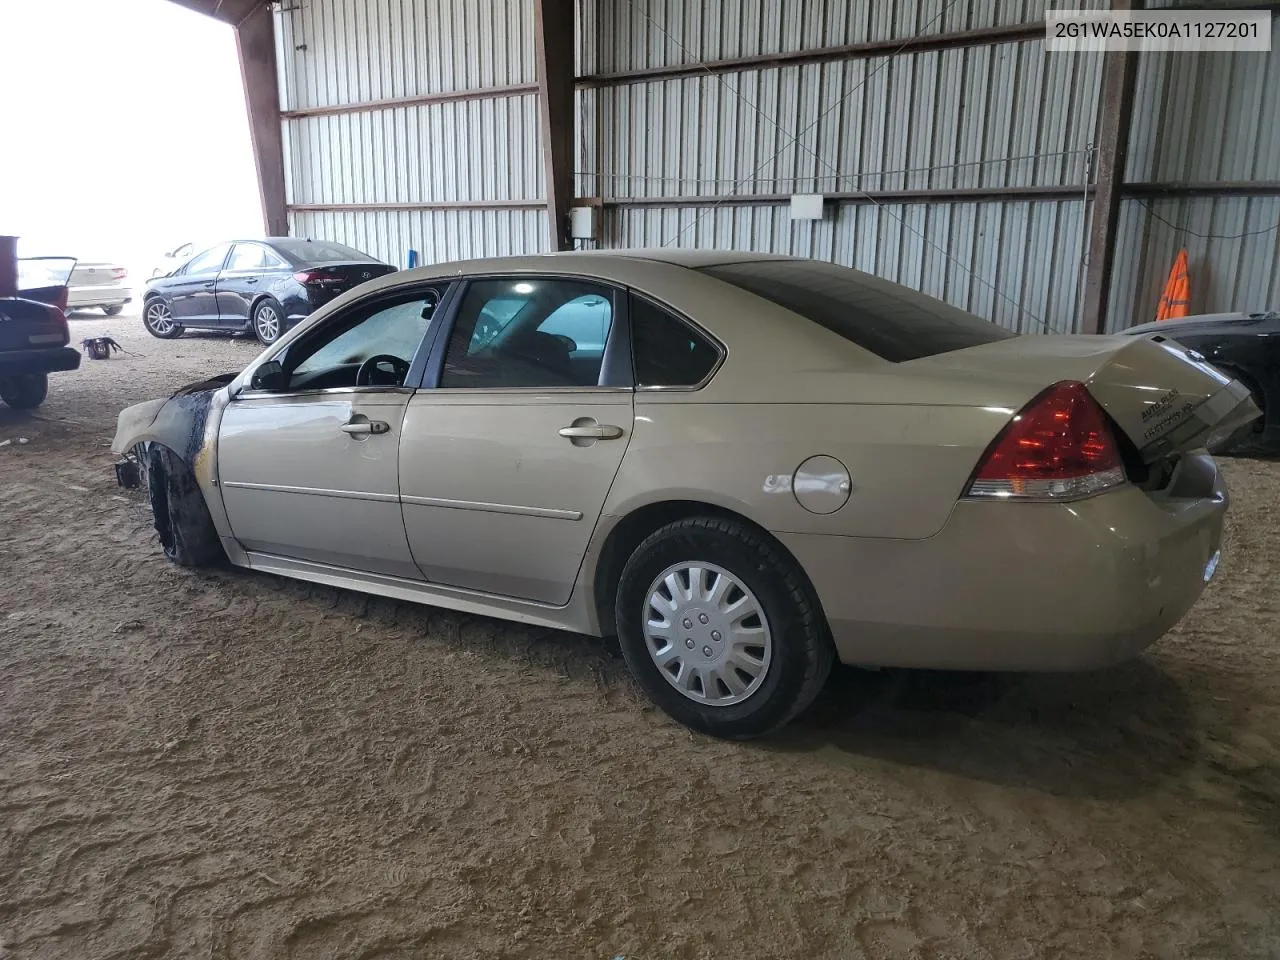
[1,307,1279,960]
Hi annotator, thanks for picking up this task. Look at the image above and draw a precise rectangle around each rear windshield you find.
[273,239,379,264]
[699,260,1015,362]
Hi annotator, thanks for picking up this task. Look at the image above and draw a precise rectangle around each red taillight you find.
[111,267,128,281]
[294,270,339,285]
[966,381,1126,500]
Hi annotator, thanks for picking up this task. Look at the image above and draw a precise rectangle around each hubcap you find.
[257,306,280,341]
[146,302,173,334]
[641,561,772,707]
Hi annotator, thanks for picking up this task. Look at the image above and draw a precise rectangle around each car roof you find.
[550,248,802,268]
[1123,312,1252,335]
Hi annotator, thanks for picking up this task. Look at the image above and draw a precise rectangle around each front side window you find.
[440,278,616,389]
[227,243,268,271]
[631,295,721,388]
[278,288,445,391]
[184,244,232,275]
[699,260,1015,362]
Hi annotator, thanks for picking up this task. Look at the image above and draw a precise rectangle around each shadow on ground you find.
[765,660,1202,801]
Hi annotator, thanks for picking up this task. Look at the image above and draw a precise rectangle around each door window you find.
[227,243,268,271]
[440,278,616,389]
[184,244,232,275]
[276,288,446,392]
[630,294,721,388]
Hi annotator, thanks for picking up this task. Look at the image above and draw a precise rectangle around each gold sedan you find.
[112,251,1257,738]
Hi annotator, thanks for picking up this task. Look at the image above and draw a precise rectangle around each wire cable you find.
[1136,198,1280,241]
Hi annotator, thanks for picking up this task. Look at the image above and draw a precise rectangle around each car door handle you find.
[559,424,623,440]
[245,277,258,284]
[342,420,390,435]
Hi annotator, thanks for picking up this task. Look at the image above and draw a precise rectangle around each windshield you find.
[699,260,1016,362]
[273,239,379,264]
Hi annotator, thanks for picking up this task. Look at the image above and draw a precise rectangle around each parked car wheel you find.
[146,445,223,567]
[252,299,284,345]
[103,304,123,316]
[143,299,183,339]
[0,372,49,409]
[615,516,834,740]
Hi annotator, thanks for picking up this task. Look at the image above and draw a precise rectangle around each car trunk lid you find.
[910,333,1260,464]
[70,262,126,288]
[0,297,70,352]
[295,262,395,291]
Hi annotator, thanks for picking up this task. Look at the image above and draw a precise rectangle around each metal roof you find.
[165,0,263,26]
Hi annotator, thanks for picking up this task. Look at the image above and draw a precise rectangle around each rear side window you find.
[698,261,1014,362]
[630,294,720,387]
[275,239,378,263]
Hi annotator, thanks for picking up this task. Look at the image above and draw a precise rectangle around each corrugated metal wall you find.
[579,0,1103,335]
[275,0,546,265]
[587,0,1091,75]
[1108,15,1280,330]
[276,0,534,111]
[604,200,1090,334]
[273,0,1278,332]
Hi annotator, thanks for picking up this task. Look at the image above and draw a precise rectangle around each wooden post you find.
[1080,4,1139,335]
[235,3,289,237]
[534,0,575,251]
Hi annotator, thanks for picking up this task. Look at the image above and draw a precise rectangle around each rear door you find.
[168,243,231,323]
[398,276,634,604]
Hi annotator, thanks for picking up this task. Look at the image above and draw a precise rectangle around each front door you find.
[169,243,231,323]
[218,287,447,577]
[399,277,633,605]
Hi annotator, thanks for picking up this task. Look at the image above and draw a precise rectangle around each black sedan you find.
[140,238,396,345]
[1123,309,1280,455]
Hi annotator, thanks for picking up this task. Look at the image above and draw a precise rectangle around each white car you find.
[66,261,132,316]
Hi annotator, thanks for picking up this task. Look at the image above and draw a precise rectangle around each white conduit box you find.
[789,194,825,220]
[569,206,599,240]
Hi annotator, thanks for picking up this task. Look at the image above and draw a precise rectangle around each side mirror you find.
[250,359,286,391]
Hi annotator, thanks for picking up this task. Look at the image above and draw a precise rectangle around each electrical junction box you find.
[569,205,599,240]
[790,194,825,220]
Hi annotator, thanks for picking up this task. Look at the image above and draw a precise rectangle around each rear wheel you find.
[143,299,183,339]
[103,304,123,317]
[615,517,834,739]
[146,445,223,567]
[0,373,49,409]
[252,299,284,345]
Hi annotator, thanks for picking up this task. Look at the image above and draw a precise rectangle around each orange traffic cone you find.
[1156,248,1190,321]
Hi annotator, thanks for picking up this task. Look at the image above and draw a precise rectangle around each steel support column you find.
[235,3,289,237]
[534,0,575,251]
[1080,5,1139,335]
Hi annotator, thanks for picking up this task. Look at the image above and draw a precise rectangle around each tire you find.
[146,445,223,568]
[103,304,123,316]
[0,373,49,409]
[143,298,183,339]
[614,516,834,739]
[252,299,284,346]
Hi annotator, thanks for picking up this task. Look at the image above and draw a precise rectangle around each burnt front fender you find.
[111,378,242,562]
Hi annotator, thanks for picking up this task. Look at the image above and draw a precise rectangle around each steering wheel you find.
[548,334,577,353]
[355,354,411,387]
